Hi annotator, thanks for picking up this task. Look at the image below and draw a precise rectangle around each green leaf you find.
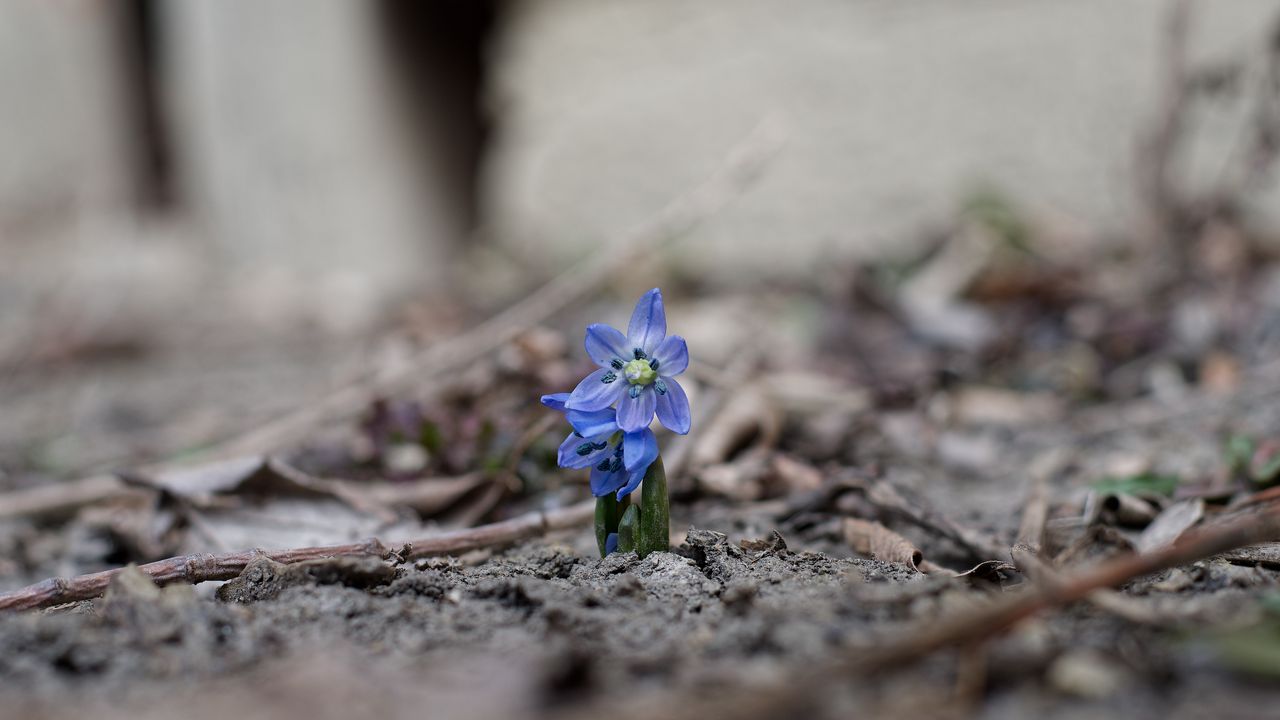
[1225,434,1255,476]
[595,495,618,557]
[419,421,444,456]
[1258,592,1280,616]
[1091,473,1180,498]
[636,457,670,558]
[1250,441,1280,486]
[1212,619,1280,678]
[617,505,639,554]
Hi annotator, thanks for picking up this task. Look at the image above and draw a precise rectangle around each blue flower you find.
[541,393,658,500]
[564,288,691,435]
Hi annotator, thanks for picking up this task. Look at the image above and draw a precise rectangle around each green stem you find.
[594,493,630,557]
[636,456,670,558]
[617,504,640,554]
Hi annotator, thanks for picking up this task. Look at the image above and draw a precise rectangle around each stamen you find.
[655,379,668,395]
[633,348,646,360]
[611,358,624,370]
[610,458,623,472]
[597,459,613,471]
[601,371,617,384]
[593,441,610,451]
[576,443,595,456]
[650,358,660,371]
[628,385,642,399]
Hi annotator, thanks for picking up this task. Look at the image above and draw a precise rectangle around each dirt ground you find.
[3,359,1280,719]
[7,177,1280,718]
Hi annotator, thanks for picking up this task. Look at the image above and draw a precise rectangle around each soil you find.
[6,244,1280,719]
[0,471,1275,720]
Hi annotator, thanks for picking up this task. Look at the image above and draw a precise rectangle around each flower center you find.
[622,358,656,386]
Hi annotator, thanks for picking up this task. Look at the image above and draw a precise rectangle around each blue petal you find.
[604,533,619,555]
[651,335,688,376]
[627,288,666,354]
[590,465,628,497]
[540,393,571,412]
[584,324,630,367]
[615,467,645,500]
[622,428,658,474]
[558,431,613,469]
[615,385,656,432]
[655,376,691,434]
[565,408,618,438]
[566,367,626,411]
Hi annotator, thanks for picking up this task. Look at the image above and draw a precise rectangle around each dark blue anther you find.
[628,385,641,399]
[597,459,613,471]
[593,441,610,451]
[573,431,584,438]
[576,443,595,456]
[611,358,624,370]
[633,348,646,360]
[650,358,660,371]
[655,379,668,396]
[601,371,617,384]
[610,458,623,472]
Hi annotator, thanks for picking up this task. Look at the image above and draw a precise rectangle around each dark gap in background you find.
[118,0,178,213]
[379,0,498,239]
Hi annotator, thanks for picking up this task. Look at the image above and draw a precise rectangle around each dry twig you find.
[0,500,593,612]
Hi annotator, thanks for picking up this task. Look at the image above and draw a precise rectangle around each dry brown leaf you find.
[1136,498,1204,553]
[841,518,922,570]
[939,386,1063,427]
[328,473,492,518]
[689,387,781,469]
[697,448,771,501]
[766,454,825,496]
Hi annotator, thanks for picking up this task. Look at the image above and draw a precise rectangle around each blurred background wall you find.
[4,0,1280,315]
[2,0,1280,468]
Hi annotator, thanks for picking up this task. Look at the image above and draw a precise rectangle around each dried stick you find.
[1010,451,1156,623]
[196,120,784,463]
[0,475,148,523]
[662,347,763,486]
[1010,450,1059,568]
[839,474,1008,562]
[0,500,594,612]
[853,502,1280,670]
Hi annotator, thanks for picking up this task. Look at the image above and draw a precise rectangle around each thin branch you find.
[0,500,594,613]
[0,475,149,523]
[850,501,1280,670]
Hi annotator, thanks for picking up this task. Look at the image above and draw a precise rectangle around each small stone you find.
[1047,649,1128,698]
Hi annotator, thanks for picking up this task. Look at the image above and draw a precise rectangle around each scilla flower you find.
[565,288,690,434]
[541,393,657,500]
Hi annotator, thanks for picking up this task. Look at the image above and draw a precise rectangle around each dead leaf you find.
[1136,499,1204,553]
[841,518,922,570]
[939,386,1062,427]
[139,456,332,502]
[690,387,780,469]
[1219,542,1280,569]
[766,454,824,495]
[328,473,492,518]
[697,449,771,501]
[739,530,788,553]
[897,224,998,350]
